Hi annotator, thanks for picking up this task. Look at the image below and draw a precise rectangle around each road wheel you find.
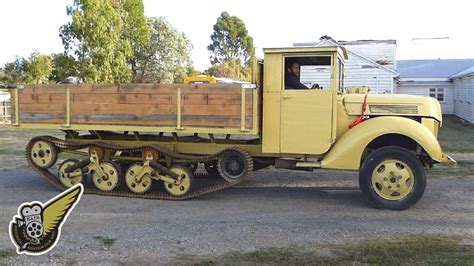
[125,163,152,194]
[92,161,121,192]
[164,165,194,196]
[359,146,426,210]
[58,159,84,188]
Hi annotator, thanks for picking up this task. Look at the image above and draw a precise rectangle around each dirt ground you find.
[0,122,473,264]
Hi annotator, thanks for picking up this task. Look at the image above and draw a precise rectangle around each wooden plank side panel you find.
[17,84,256,130]
[72,92,252,106]
[70,103,252,116]
[20,103,66,114]
[20,113,65,123]
[25,83,247,94]
[37,94,67,103]
[71,103,175,116]
[73,93,173,105]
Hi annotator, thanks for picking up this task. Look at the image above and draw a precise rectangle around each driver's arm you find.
[285,75,308,89]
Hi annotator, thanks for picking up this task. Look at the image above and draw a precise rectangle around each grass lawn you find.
[178,235,474,265]
[438,115,474,153]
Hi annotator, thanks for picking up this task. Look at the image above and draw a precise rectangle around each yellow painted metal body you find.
[262,46,346,154]
[343,93,442,123]
[321,116,454,170]
[346,86,369,94]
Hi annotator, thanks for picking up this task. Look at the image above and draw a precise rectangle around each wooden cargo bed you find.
[10,83,259,135]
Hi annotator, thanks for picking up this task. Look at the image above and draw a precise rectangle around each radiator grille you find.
[369,105,419,114]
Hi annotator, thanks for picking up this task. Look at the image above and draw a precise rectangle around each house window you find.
[429,88,444,102]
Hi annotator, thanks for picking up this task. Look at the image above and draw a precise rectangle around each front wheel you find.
[359,147,426,210]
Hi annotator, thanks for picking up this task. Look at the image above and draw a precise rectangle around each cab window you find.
[284,56,332,90]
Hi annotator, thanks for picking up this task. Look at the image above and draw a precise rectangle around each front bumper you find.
[438,153,458,168]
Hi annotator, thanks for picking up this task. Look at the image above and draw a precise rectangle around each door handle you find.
[282,96,292,99]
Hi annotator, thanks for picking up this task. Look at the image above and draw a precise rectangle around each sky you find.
[0,0,473,71]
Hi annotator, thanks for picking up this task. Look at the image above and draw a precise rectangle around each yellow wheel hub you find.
[30,140,57,169]
[164,165,193,196]
[92,162,120,191]
[125,163,152,193]
[371,159,414,201]
[58,159,84,188]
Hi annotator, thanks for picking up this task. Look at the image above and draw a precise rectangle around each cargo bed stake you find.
[176,87,184,130]
[62,87,71,128]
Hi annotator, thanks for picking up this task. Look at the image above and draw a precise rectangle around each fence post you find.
[1,101,7,122]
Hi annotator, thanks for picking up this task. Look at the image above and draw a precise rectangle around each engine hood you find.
[343,93,442,123]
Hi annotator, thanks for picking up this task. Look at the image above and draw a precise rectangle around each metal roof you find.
[397,59,474,79]
[450,66,474,79]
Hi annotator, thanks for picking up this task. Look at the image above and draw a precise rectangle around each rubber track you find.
[25,136,253,200]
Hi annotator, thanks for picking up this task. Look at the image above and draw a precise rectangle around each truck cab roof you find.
[263,45,348,60]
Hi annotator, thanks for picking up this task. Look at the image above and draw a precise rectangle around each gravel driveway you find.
[0,167,473,264]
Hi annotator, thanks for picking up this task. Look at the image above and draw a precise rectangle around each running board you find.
[275,159,321,171]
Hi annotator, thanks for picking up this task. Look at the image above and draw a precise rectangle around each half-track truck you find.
[6,45,456,210]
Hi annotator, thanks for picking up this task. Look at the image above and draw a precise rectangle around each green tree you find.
[24,52,52,84]
[205,59,250,81]
[1,57,27,84]
[208,12,255,66]
[133,17,193,84]
[60,0,148,83]
[1,52,53,84]
[186,66,200,78]
[50,53,79,83]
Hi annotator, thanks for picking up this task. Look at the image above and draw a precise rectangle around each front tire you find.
[359,146,426,210]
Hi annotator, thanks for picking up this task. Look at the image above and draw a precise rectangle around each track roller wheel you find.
[217,148,253,183]
[92,161,121,192]
[164,165,194,196]
[125,163,153,194]
[29,140,58,169]
[58,159,84,188]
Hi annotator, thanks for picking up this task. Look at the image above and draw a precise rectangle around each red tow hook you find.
[349,94,368,129]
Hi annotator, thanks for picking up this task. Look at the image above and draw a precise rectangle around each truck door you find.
[280,55,334,154]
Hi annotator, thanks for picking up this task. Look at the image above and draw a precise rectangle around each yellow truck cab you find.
[256,45,456,209]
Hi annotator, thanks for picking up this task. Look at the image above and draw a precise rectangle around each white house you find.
[396,59,474,117]
[451,66,474,122]
[294,37,399,93]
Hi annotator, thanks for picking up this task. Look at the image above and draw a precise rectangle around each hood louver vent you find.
[369,105,419,114]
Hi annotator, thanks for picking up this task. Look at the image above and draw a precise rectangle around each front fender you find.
[321,116,453,170]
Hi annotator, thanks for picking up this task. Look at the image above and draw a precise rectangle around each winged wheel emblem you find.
[9,184,83,255]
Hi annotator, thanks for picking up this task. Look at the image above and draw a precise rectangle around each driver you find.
[285,60,309,90]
